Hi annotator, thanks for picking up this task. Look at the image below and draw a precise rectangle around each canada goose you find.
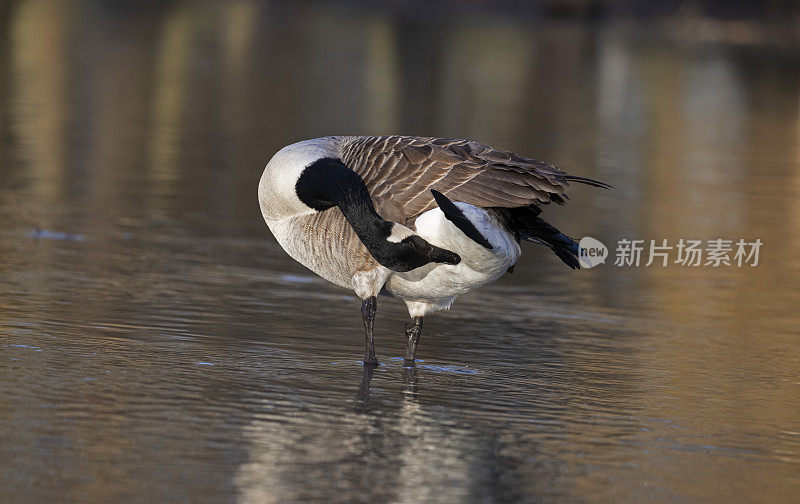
[258,136,609,366]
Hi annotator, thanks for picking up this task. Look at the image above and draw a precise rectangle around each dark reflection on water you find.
[1,1,799,503]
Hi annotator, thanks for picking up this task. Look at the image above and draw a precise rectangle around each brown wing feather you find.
[340,135,571,224]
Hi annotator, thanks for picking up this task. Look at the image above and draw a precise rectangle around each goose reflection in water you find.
[234,364,499,504]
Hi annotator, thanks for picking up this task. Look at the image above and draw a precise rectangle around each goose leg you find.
[361,296,379,366]
[403,316,423,366]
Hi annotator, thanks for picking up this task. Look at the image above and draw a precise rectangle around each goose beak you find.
[430,246,461,265]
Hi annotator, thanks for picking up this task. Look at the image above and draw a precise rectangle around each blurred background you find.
[0,1,799,503]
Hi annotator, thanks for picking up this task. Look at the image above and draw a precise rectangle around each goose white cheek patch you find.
[386,223,415,243]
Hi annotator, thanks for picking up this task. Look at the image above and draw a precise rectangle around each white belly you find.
[383,205,521,310]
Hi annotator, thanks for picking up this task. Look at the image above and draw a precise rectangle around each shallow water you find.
[1,1,799,503]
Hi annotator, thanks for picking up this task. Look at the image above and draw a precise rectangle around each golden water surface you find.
[0,1,798,503]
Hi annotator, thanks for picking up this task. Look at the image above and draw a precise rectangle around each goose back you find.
[340,135,572,225]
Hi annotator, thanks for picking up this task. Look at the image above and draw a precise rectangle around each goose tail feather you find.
[564,175,613,190]
[505,207,581,269]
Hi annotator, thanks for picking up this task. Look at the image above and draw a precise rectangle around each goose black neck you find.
[296,157,391,249]
[295,158,460,272]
